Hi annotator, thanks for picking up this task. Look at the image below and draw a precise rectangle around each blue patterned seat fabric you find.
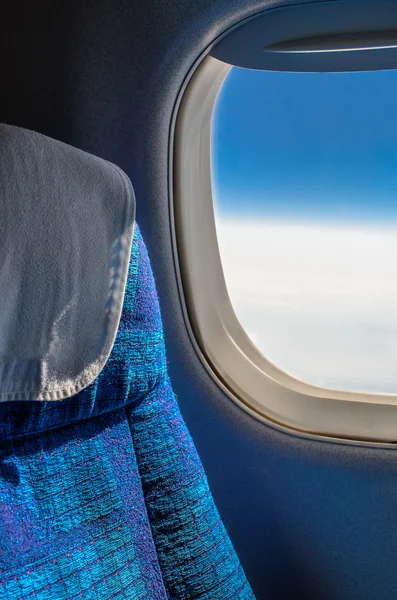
[0,225,255,599]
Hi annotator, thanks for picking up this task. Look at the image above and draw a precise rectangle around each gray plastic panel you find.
[210,0,397,71]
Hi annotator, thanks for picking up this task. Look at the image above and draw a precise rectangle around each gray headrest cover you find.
[0,124,135,401]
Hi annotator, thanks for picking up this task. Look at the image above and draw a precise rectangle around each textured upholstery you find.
[0,225,255,599]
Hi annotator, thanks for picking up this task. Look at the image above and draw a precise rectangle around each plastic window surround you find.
[172,4,397,444]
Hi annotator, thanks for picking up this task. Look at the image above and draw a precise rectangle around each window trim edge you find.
[171,52,397,445]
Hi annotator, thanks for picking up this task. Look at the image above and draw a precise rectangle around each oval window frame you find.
[171,0,397,444]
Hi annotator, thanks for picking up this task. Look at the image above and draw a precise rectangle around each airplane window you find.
[212,67,397,394]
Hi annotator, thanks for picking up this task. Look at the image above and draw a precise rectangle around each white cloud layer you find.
[215,217,397,393]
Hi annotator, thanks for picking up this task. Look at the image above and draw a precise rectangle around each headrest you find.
[0,124,135,401]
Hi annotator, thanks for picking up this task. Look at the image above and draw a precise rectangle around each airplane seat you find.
[0,124,255,599]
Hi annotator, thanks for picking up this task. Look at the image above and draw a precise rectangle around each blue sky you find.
[212,66,397,393]
[212,67,397,225]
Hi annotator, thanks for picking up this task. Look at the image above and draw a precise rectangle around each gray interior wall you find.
[2,1,397,598]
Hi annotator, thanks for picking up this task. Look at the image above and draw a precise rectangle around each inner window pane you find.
[212,67,397,394]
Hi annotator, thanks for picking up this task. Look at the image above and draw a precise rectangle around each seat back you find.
[0,126,255,599]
